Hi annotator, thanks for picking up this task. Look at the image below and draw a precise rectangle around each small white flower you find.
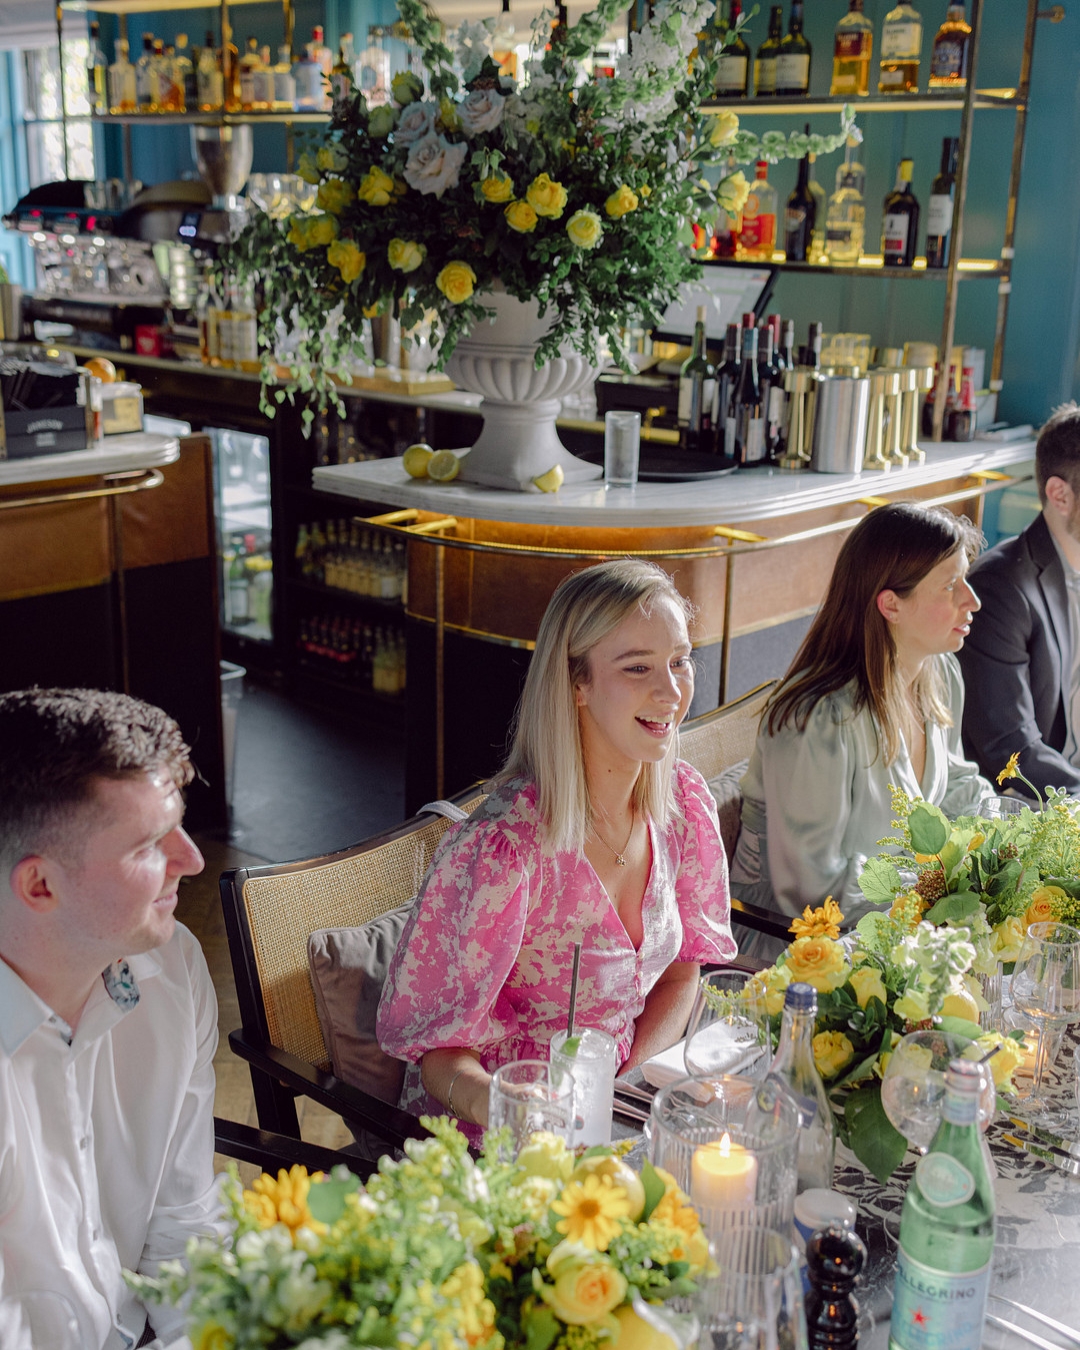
[458,87,507,136]
[394,99,437,146]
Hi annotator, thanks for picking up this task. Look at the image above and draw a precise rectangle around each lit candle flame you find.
[718,1132,731,1157]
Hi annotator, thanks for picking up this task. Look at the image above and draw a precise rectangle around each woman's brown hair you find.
[764,502,983,764]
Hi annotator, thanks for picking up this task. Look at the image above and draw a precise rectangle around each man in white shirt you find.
[0,687,219,1349]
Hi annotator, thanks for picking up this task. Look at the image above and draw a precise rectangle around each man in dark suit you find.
[959,403,1080,797]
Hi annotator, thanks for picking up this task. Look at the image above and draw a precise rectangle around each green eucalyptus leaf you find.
[307,1174,360,1224]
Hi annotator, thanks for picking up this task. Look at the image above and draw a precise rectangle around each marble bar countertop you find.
[313,439,1035,529]
[0,432,180,487]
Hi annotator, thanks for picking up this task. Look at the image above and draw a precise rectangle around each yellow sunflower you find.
[997,752,1020,786]
[551,1173,630,1251]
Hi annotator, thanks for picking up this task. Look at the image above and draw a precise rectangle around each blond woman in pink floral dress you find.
[377,559,737,1138]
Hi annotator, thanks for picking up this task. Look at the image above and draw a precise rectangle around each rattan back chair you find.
[220,787,488,1152]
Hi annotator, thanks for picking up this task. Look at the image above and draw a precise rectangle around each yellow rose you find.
[566,208,603,249]
[974,1031,1025,1088]
[296,151,320,185]
[544,1249,627,1324]
[306,215,339,247]
[526,172,569,219]
[1025,886,1065,930]
[516,1131,575,1182]
[747,962,791,1016]
[480,174,514,203]
[604,184,639,219]
[505,199,539,233]
[193,1322,233,1350]
[990,915,1025,963]
[316,178,354,215]
[387,238,426,273]
[812,1030,855,1080]
[316,143,348,173]
[357,166,395,207]
[286,215,310,250]
[707,109,740,148]
[436,261,477,304]
[893,987,931,1024]
[784,935,849,993]
[848,964,887,1010]
[612,1304,677,1350]
[716,170,750,215]
[326,238,366,283]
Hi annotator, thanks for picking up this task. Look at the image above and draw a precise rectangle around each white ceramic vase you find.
[444,289,602,491]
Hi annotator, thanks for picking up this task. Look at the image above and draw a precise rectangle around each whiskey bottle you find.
[754,4,783,96]
[714,0,751,97]
[738,161,778,259]
[830,0,873,97]
[878,0,922,94]
[775,0,811,96]
[882,158,920,267]
[925,136,959,268]
[928,2,972,90]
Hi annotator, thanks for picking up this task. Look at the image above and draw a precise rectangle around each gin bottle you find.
[768,983,836,1192]
[889,1060,995,1350]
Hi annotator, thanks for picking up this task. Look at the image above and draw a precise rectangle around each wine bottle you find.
[678,305,717,452]
[882,158,920,267]
[713,323,742,460]
[928,1,972,90]
[775,0,811,96]
[925,136,959,268]
[754,5,783,96]
[88,21,108,114]
[888,1060,994,1350]
[802,320,823,370]
[739,161,778,260]
[758,322,784,460]
[830,0,873,97]
[785,150,816,263]
[727,317,766,466]
[879,0,922,94]
[781,317,796,372]
[714,0,751,96]
[768,983,836,1192]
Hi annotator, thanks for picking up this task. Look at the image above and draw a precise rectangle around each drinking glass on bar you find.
[604,410,641,488]
[488,1060,575,1160]
[550,1026,617,1146]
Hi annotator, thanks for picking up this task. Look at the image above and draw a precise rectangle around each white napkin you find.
[642,1026,767,1089]
[641,1038,690,1089]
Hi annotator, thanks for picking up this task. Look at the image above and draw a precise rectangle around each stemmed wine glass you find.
[684,971,771,1083]
[1010,921,1080,1123]
[881,1030,995,1153]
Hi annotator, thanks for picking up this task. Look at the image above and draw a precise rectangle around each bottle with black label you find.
[882,158,920,267]
[754,5,783,96]
[758,322,784,460]
[802,319,823,370]
[678,305,717,452]
[785,150,816,262]
[714,0,751,96]
[713,323,742,460]
[775,0,811,96]
[727,316,765,466]
[925,136,959,268]
[928,2,972,90]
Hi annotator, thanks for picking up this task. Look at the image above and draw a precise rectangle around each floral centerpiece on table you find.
[726,900,1024,1183]
[128,1118,710,1350]
[225,0,858,419]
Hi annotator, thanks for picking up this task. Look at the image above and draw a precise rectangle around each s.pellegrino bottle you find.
[678,305,716,453]
[889,1059,995,1350]
[767,982,836,1192]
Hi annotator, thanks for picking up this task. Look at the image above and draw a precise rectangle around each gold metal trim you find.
[0,467,165,512]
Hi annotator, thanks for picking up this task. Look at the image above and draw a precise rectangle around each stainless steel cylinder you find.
[811,375,870,473]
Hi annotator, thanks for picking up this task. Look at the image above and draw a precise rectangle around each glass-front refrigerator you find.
[209,426,274,645]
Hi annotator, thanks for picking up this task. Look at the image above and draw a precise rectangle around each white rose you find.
[458,87,507,136]
[394,99,437,146]
[403,132,468,198]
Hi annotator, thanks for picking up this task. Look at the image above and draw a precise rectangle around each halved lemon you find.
[427,450,461,482]
[402,443,434,478]
[532,464,564,493]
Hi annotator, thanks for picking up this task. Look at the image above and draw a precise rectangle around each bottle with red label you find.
[739,161,778,260]
[881,158,920,267]
[830,0,873,96]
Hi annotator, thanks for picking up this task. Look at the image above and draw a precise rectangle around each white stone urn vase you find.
[444,289,602,491]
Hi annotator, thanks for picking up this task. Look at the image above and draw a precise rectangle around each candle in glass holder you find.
[691,1131,758,1209]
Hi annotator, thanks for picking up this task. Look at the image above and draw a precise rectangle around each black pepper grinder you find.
[805,1224,867,1350]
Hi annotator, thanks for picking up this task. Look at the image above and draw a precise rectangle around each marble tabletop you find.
[0,432,180,487]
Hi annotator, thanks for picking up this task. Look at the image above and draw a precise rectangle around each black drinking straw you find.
[567,942,582,1038]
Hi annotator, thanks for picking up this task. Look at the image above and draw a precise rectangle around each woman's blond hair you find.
[500,558,693,854]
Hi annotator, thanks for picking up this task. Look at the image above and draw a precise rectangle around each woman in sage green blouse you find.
[730,502,994,936]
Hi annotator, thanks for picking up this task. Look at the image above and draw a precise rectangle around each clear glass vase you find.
[978,964,1004,1032]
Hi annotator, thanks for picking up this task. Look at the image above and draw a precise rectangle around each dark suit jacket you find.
[958,512,1080,796]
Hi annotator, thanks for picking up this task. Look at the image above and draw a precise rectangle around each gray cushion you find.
[707,758,749,859]
[308,902,414,1107]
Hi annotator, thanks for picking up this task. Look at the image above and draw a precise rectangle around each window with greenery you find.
[22,38,95,185]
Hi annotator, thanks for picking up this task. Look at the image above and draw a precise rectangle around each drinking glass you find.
[684,971,771,1082]
[881,1030,995,1152]
[604,410,641,488]
[695,1226,809,1350]
[979,794,1029,819]
[550,1027,617,1146]
[488,1060,574,1160]
[1010,921,1080,1123]
[0,1291,80,1349]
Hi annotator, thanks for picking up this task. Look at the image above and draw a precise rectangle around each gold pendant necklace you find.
[591,812,635,866]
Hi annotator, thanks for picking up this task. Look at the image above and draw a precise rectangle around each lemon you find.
[532,464,564,493]
[611,1304,677,1350]
[402,443,434,478]
[570,1153,646,1221]
[941,986,981,1022]
[427,450,461,482]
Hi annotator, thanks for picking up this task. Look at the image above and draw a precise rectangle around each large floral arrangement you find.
[128,1118,709,1350]
[226,0,857,416]
[736,900,1023,1183]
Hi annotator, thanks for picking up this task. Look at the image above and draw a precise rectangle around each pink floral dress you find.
[376,760,737,1137]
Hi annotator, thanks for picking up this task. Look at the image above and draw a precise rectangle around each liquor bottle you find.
[253,44,276,110]
[678,306,717,453]
[331,39,354,114]
[928,2,972,89]
[758,322,784,459]
[775,0,811,96]
[784,151,816,263]
[781,317,796,372]
[312,24,333,77]
[712,156,741,257]
[728,316,766,466]
[825,154,866,263]
[802,320,823,369]
[888,1060,994,1350]
[925,136,959,268]
[294,43,324,110]
[87,21,108,115]
[754,5,783,96]
[492,0,518,78]
[834,135,866,197]
[878,0,922,94]
[239,36,263,111]
[882,158,920,266]
[806,152,827,263]
[272,45,297,110]
[769,314,789,456]
[947,360,976,441]
[108,37,137,115]
[174,34,195,112]
[830,0,873,96]
[738,161,778,260]
[713,323,742,460]
[136,33,158,112]
[158,41,182,112]
[197,34,223,111]
[768,983,836,1192]
[221,21,240,112]
[714,0,750,97]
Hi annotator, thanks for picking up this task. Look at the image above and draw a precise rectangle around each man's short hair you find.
[1035,402,1080,505]
[0,688,192,869]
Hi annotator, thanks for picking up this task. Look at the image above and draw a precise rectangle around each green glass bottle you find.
[889,1059,995,1350]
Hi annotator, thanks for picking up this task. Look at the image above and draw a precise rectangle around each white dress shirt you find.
[0,923,220,1350]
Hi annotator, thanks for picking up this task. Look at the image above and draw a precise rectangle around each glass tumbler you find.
[696,1226,809,1350]
[550,1027,618,1146]
[488,1060,575,1160]
[604,409,641,487]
